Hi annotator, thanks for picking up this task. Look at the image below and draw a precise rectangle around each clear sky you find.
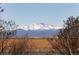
[1,3,79,26]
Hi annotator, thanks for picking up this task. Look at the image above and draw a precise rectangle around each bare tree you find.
[0,4,5,54]
[0,4,18,54]
[57,16,79,55]
[6,20,18,38]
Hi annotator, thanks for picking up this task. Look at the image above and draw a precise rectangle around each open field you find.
[0,38,59,55]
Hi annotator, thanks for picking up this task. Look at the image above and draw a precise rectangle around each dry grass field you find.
[0,38,59,55]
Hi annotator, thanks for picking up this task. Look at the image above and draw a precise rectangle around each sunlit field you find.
[0,37,59,55]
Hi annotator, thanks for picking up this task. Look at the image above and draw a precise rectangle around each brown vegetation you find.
[50,16,79,55]
[0,38,58,55]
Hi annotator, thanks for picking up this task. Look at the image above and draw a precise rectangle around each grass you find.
[0,37,59,55]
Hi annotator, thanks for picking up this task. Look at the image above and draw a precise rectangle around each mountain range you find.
[16,23,62,37]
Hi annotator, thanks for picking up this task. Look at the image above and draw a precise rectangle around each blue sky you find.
[1,3,79,26]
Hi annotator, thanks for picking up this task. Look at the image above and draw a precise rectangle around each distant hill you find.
[16,29,60,37]
[16,23,62,37]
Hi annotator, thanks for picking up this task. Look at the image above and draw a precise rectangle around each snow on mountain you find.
[17,25,28,30]
[17,23,62,30]
[16,23,62,37]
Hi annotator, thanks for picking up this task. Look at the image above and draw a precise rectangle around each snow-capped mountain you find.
[17,23,62,30]
[16,23,62,37]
